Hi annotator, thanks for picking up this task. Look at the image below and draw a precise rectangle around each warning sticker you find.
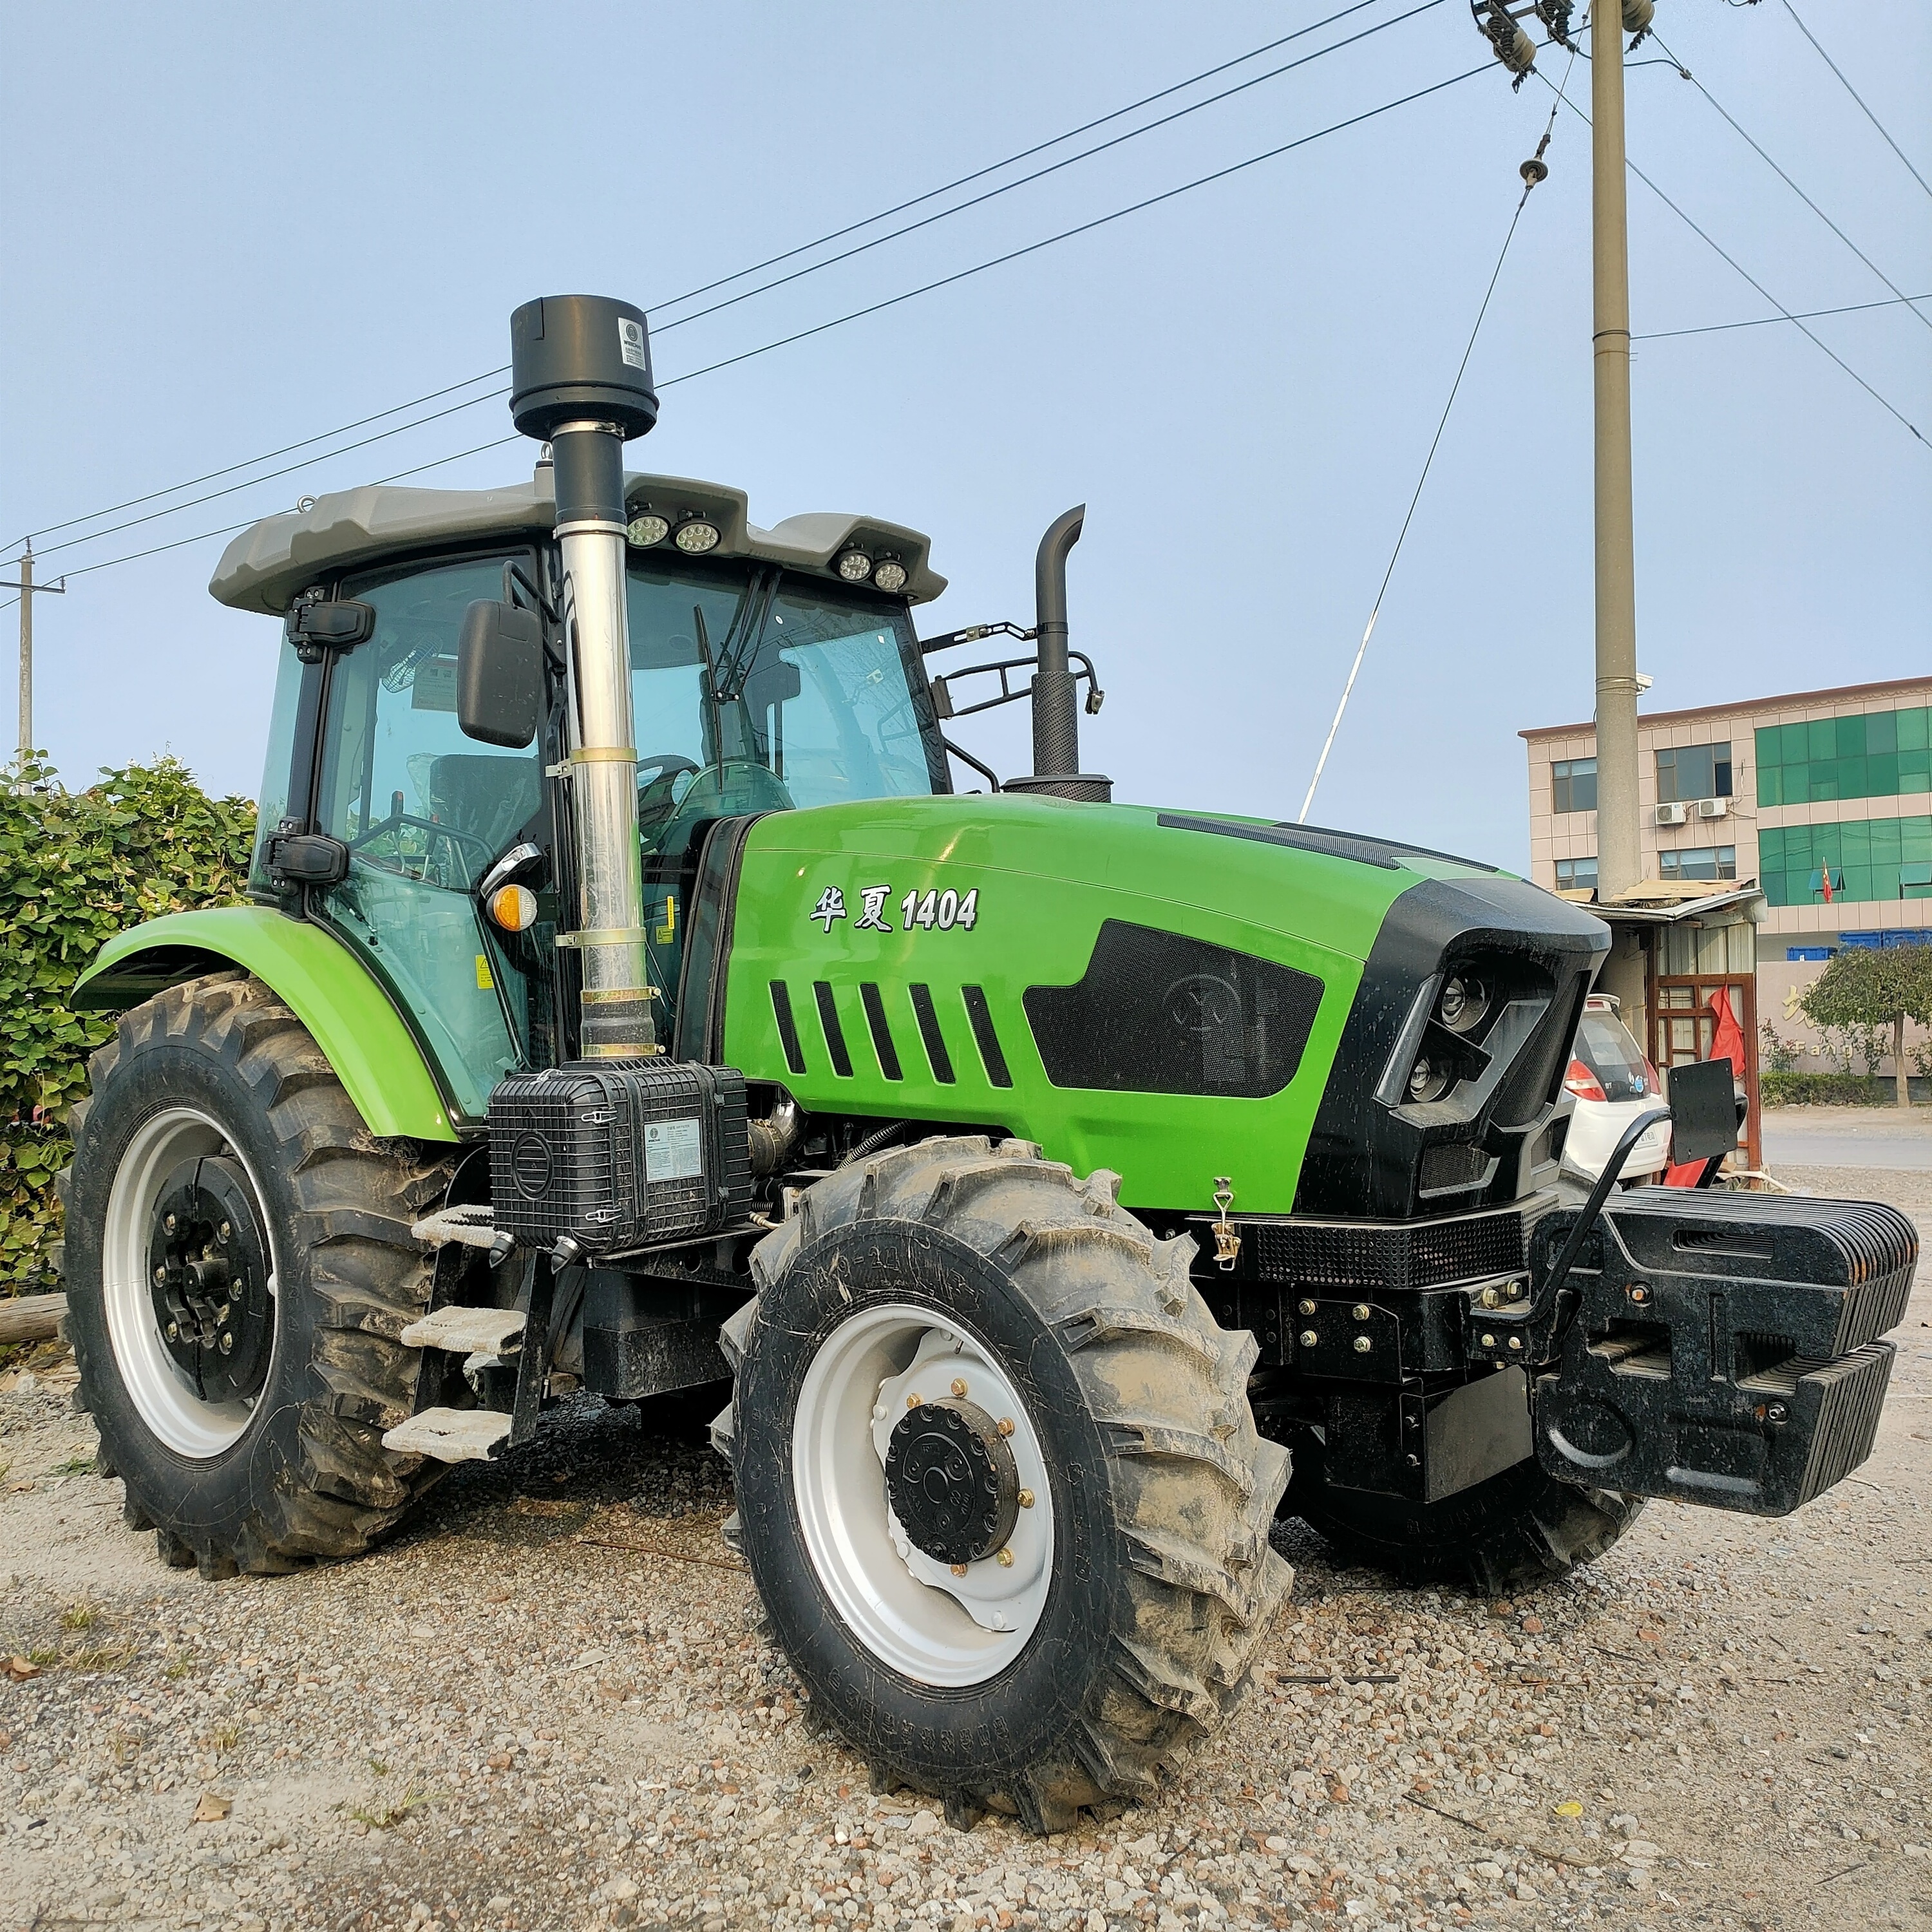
[618,316,649,371]
[644,1117,703,1182]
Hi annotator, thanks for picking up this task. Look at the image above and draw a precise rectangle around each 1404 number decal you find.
[809,884,978,936]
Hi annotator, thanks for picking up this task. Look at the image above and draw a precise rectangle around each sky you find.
[3,0,1927,875]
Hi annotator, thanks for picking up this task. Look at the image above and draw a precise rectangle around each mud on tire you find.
[717,1135,1293,1833]
[1285,1427,1644,1596]
[63,972,458,1578]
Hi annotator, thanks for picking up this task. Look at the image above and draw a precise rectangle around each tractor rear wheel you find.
[717,1135,1291,1833]
[1285,1428,1644,1595]
[64,972,458,1578]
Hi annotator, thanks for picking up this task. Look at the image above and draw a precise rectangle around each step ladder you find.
[383,1304,531,1463]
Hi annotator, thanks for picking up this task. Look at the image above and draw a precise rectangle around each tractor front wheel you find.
[718,1135,1291,1833]
[64,972,457,1578]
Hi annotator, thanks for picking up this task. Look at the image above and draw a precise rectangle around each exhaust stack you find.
[1004,506,1112,803]
[510,295,658,1056]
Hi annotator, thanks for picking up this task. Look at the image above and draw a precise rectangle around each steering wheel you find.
[636,752,702,815]
[347,813,497,887]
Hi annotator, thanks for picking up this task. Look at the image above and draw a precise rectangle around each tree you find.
[1800,945,1932,1109]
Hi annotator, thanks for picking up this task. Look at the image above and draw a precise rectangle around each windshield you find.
[625,561,945,858]
[1577,1009,1653,1102]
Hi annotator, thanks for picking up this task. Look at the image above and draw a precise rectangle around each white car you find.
[1560,994,1672,1189]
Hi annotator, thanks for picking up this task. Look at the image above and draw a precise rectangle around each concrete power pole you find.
[1591,2,1647,903]
[0,546,67,764]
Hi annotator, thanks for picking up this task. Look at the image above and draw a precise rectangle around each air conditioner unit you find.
[1696,797,1730,820]
[1653,802,1689,827]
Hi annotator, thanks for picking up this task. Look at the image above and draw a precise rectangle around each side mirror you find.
[458,600,543,748]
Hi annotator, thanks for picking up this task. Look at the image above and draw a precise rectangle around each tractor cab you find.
[220,471,951,1117]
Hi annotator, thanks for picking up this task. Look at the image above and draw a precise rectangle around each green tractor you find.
[64,296,1914,1830]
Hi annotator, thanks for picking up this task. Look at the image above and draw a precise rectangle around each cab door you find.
[309,554,544,1124]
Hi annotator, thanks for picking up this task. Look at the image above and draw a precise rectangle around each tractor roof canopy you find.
[209,466,946,616]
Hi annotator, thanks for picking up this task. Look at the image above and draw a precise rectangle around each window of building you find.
[1555,856,1598,891]
[1754,705,1932,808]
[1657,846,1737,883]
[1654,742,1732,804]
[1759,815,1932,907]
[1551,757,1596,814]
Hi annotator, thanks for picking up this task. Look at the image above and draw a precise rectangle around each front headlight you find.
[1407,1054,1454,1104]
[1438,972,1490,1034]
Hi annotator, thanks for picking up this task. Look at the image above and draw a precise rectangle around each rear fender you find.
[72,907,460,1142]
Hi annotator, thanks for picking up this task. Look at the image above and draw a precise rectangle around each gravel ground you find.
[3,1161,1929,1932]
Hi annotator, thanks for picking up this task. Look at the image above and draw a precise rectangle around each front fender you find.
[72,907,459,1142]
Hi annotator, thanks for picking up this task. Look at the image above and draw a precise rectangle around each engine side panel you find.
[717,796,1440,1213]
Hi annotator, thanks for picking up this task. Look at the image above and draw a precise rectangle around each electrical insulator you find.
[1532,1,1577,50]
[1471,1,1538,80]
[1623,0,1656,31]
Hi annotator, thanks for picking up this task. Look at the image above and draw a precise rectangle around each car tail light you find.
[1564,1057,1605,1102]
[1643,1056,1663,1095]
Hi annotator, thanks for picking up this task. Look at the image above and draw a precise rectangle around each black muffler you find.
[1003,506,1112,803]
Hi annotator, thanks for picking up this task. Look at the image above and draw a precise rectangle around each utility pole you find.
[1472,1,1651,902]
[1590,1,1647,903]
[0,545,67,764]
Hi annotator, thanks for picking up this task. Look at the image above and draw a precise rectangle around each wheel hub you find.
[884,1397,1019,1566]
[146,1157,274,1405]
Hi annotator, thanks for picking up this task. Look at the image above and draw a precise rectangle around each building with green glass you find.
[1522,676,1932,1068]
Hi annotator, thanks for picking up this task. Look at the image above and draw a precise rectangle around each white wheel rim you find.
[791,1301,1056,1687]
[102,1106,278,1459]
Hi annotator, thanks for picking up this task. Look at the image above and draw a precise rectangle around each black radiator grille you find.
[1252,1206,1527,1291]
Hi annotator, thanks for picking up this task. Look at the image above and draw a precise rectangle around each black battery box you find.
[489,1060,752,1253]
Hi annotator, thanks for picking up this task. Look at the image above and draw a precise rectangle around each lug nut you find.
[1297,1299,1316,1316]
[1352,1303,1370,1321]
[1299,1330,1318,1349]
[951,1378,967,1398]
[1018,1489,1035,1510]
[220,1333,234,1355]
[951,1563,969,1577]
[1352,1336,1372,1354]
[996,1548,1014,1567]
[996,1417,1015,1437]
[166,1322,179,1341]
[153,1265,166,1287]
[906,1394,923,1408]
[164,1213,176,1233]
[1507,1336,1523,1352]
[218,1221,231,1244]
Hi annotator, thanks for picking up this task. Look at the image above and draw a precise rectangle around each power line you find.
[652,0,1446,340]
[1300,53,1575,823]
[1649,30,1931,333]
[651,0,1405,317]
[648,65,1495,394]
[52,61,1495,589]
[30,389,514,564]
[15,370,511,551]
[1779,0,1932,207]
[13,0,1428,559]
[1537,73,1928,451]
[1633,290,1932,340]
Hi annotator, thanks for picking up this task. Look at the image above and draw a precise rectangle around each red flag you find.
[1664,985,1747,1186]
[1821,868,1834,903]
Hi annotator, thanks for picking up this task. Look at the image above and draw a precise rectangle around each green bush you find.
[0,757,255,1294]
[1761,1070,1930,1107]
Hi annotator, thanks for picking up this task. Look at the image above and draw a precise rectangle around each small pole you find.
[18,548,32,763]
[0,544,66,766]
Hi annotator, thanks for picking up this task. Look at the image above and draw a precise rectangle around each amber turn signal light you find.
[488,884,538,933]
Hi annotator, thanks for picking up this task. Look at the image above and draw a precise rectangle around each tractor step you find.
[382,1406,514,1463]
[399,1305,527,1359]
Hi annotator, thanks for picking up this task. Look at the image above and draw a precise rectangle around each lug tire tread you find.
[741,1133,1291,1830]
[68,973,458,1578]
